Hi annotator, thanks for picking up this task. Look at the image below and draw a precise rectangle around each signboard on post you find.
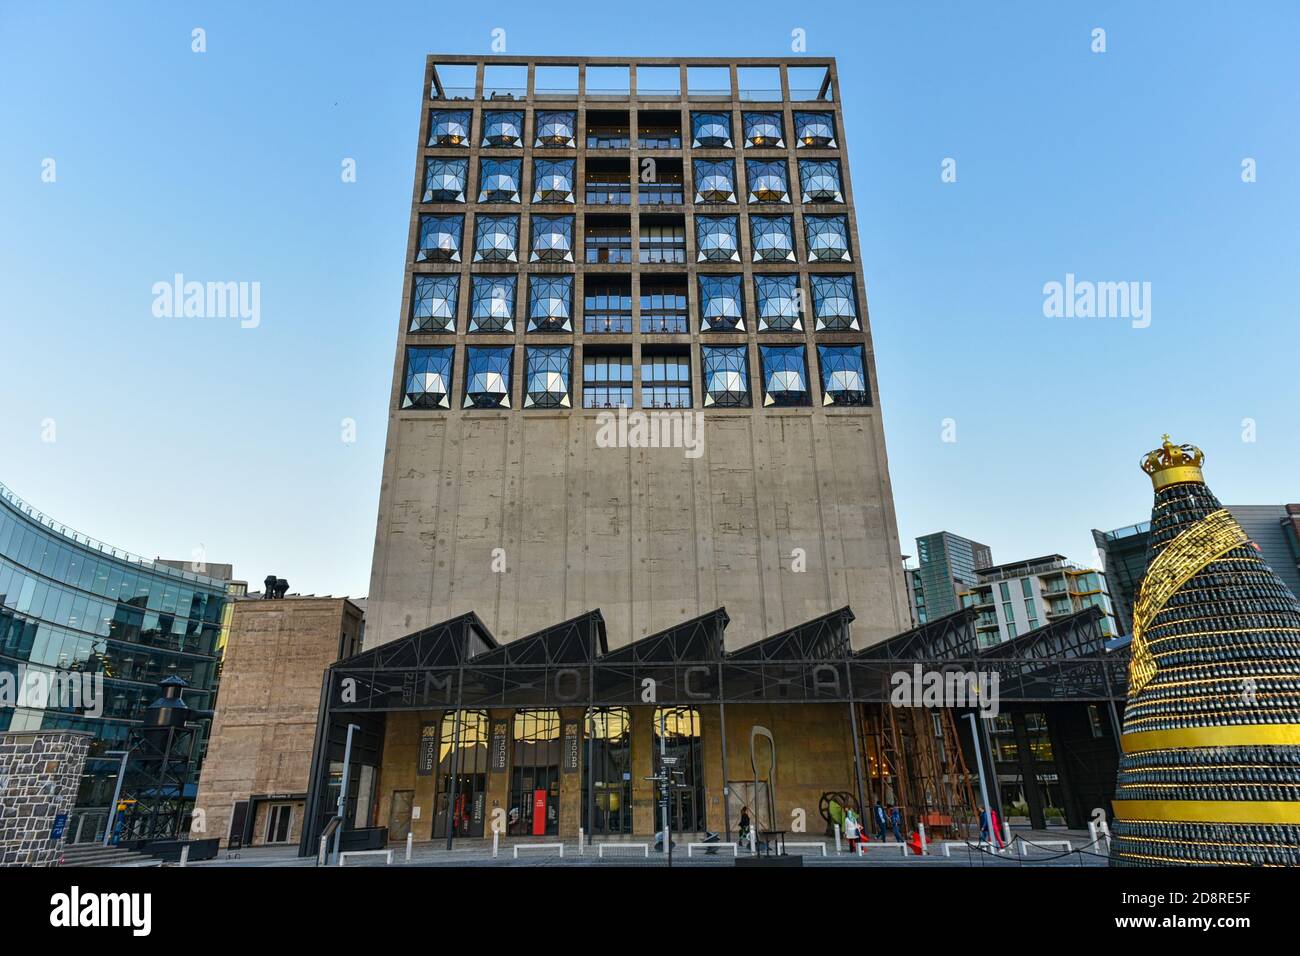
[489,720,508,773]
[417,722,438,776]
[562,720,580,772]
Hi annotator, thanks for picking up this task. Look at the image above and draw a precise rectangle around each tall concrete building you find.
[365,56,910,653]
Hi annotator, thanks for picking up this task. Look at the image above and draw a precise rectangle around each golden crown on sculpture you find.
[1140,435,1205,489]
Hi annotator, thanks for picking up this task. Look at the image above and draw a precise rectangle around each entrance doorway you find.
[265,803,294,844]
[388,790,414,842]
[652,707,705,832]
[433,711,489,838]
[509,709,561,836]
[582,707,633,835]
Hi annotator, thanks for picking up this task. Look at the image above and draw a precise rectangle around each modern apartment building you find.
[366,55,911,653]
[908,531,992,624]
[960,554,1117,647]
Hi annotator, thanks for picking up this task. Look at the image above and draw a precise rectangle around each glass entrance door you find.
[432,710,490,839]
[434,774,487,838]
[652,707,706,832]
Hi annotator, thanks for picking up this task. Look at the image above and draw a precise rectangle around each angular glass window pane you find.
[403,346,454,409]
[804,215,852,262]
[428,110,471,147]
[533,159,575,203]
[469,275,516,332]
[478,159,521,203]
[743,112,784,148]
[799,159,843,203]
[534,110,577,147]
[528,275,573,332]
[691,111,732,148]
[417,214,464,262]
[695,216,740,262]
[810,274,860,330]
[794,111,837,148]
[530,215,575,263]
[481,111,524,147]
[410,274,459,332]
[750,215,796,263]
[701,345,750,408]
[697,275,745,331]
[473,214,519,262]
[423,158,468,202]
[759,345,810,406]
[818,345,870,406]
[693,159,736,203]
[745,160,790,203]
[524,346,573,408]
[754,275,803,331]
[464,346,514,409]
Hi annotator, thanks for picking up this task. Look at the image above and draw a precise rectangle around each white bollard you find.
[751,828,757,856]
[318,835,329,866]
[492,830,499,859]
[834,824,841,854]
[1002,822,1012,850]
[1088,821,1097,846]
[918,823,927,856]
[179,845,190,868]
[406,832,413,862]
[578,828,584,857]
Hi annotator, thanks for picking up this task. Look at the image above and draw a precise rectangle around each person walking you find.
[843,808,863,853]
[873,801,887,842]
[889,804,905,843]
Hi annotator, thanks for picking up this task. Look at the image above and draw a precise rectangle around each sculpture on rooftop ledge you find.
[1110,436,1300,866]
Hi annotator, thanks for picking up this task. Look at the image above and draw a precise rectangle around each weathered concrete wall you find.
[0,731,91,867]
[194,598,363,846]
[366,407,909,653]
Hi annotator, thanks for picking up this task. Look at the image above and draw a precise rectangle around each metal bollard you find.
[179,845,190,868]
[834,823,841,854]
[318,835,328,866]
[578,827,584,856]
[918,823,926,856]
[492,830,499,859]
[406,832,413,863]
[1002,822,1012,851]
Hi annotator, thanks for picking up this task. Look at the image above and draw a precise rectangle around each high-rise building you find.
[960,554,1118,647]
[909,531,992,623]
[1094,504,1300,636]
[0,481,227,844]
[366,56,910,653]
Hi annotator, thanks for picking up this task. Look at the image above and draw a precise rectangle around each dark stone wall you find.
[0,731,92,867]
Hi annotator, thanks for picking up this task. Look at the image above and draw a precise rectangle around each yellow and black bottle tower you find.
[1110,437,1300,865]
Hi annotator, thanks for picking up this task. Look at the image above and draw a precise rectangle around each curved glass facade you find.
[0,482,227,842]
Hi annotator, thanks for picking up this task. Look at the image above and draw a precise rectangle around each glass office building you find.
[911,531,992,623]
[0,481,226,843]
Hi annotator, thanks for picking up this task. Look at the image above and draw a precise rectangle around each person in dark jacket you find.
[888,804,905,843]
[873,801,887,842]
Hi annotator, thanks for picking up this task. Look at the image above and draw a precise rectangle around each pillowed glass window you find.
[533,159,575,203]
[794,111,837,148]
[642,354,691,408]
[423,158,468,202]
[464,346,513,409]
[478,159,521,203]
[402,346,454,409]
[528,275,573,332]
[755,275,803,331]
[810,274,860,330]
[759,345,810,406]
[743,111,784,148]
[473,214,519,263]
[584,284,632,334]
[750,215,796,262]
[469,275,516,332]
[524,346,572,408]
[530,215,575,262]
[701,345,750,407]
[799,159,843,203]
[691,111,732,148]
[417,214,464,262]
[409,274,459,332]
[818,344,870,406]
[534,110,576,147]
[746,160,790,203]
[805,215,852,262]
[696,216,740,262]
[697,275,745,331]
[693,159,736,203]
[583,353,633,408]
[428,110,470,147]
[481,110,523,147]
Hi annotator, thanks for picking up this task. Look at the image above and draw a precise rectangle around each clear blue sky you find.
[2,1,1297,596]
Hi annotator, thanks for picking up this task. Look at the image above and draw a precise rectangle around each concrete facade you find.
[366,55,910,654]
[194,598,363,847]
[0,730,91,866]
